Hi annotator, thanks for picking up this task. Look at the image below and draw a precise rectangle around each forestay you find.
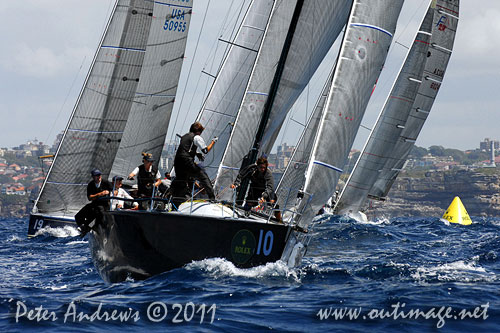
[334,5,435,215]
[369,0,459,200]
[296,0,404,227]
[215,0,352,199]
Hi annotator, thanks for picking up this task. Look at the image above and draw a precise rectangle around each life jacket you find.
[137,164,158,196]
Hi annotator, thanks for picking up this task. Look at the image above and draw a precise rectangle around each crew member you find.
[75,169,112,237]
[128,153,161,209]
[172,122,217,204]
[111,176,138,210]
[231,157,282,223]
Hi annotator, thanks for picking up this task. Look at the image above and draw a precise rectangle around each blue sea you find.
[0,215,498,332]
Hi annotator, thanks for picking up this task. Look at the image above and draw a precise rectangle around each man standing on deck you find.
[172,122,217,206]
[75,169,112,237]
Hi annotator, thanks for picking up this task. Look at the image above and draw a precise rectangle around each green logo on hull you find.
[231,230,256,264]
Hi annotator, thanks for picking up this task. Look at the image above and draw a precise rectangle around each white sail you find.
[296,0,404,227]
[214,0,352,199]
[34,0,192,215]
[110,1,192,179]
[369,0,459,200]
[196,0,274,180]
[334,5,435,215]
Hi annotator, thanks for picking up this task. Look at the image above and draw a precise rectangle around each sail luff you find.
[297,0,404,227]
[334,4,435,215]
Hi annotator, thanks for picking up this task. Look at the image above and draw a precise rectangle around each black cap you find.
[91,169,102,176]
[112,176,123,182]
[143,156,154,162]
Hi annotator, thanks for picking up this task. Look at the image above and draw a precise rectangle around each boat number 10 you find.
[256,230,274,256]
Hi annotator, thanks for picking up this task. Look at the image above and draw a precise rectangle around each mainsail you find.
[368,0,459,200]
[110,1,192,179]
[334,5,435,215]
[214,0,353,199]
[34,0,192,215]
[295,0,404,227]
[195,0,274,180]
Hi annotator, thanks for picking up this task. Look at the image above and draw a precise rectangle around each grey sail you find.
[334,6,435,215]
[215,0,352,199]
[296,0,404,227]
[369,0,459,200]
[34,0,156,216]
[275,64,335,213]
[196,0,274,180]
[110,1,192,178]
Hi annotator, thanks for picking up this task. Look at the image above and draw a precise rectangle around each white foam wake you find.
[411,259,496,283]
[34,226,79,238]
[185,258,301,281]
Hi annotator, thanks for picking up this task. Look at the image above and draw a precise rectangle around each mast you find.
[236,0,305,202]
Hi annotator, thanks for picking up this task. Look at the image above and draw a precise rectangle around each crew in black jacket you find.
[75,169,112,237]
[171,122,217,206]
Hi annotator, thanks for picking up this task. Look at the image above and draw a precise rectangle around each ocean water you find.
[0,215,498,332]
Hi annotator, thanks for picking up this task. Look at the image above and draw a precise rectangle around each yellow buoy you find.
[441,196,472,225]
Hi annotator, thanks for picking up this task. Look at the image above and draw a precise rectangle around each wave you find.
[185,258,302,282]
[411,259,496,283]
[34,226,79,238]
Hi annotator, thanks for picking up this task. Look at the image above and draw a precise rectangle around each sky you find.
[0,0,498,152]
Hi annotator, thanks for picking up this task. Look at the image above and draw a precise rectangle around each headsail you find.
[110,1,192,179]
[214,0,352,199]
[369,0,459,200]
[296,0,404,227]
[34,0,192,215]
[195,0,274,180]
[334,5,435,215]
